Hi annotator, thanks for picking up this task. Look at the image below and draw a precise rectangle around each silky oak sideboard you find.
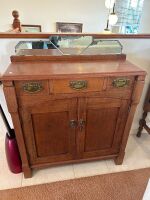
[1,53,146,178]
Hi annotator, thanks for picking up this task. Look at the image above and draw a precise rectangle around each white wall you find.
[139,0,150,33]
[0,0,108,32]
[0,0,150,33]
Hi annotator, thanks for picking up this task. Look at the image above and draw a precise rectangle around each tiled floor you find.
[0,116,150,190]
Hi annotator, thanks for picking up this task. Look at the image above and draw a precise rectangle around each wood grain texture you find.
[3,86,18,113]
[20,98,77,165]
[2,60,146,81]
[1,32,150,39]
[81,98,129,159]
[1,55,146,178]
[15,80,50,96]
[52,78,104,94]
[10,53,126,62]
[3,82,32,178]
[114,77,145,165]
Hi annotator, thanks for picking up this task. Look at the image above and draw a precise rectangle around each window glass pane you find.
[115,0,144,33]
[131,0,138,9]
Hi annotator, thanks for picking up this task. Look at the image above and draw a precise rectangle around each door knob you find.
[79,119,86,131]
[69,120,77,128]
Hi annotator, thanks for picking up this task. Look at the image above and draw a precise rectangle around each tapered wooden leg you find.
[23,166,32,178]
[114,152,125,165]
[137,112,147,137]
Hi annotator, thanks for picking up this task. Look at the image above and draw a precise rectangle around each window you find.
[115,0,144,33]
[131,0,139,8]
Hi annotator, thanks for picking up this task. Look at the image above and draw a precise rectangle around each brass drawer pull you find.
[113,78,129,88]
[69,80,88,90]
[23,82,43,93]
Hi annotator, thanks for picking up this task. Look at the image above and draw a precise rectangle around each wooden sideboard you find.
[1,54,146,178]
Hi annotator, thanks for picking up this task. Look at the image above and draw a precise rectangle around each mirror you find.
[0,0,150,34]
[15,36,122,56]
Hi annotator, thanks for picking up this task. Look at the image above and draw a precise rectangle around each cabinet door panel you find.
[21,98,77,164]
[32,112,71,157]
[78,97,129,158]
[85,107,119,152]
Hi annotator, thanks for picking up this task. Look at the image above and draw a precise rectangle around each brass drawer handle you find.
[69,80,88,90]
[23,82,43,93]
[112,78,130,88]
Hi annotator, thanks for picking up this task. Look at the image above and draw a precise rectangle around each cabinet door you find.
[77,97,129,159]
[20,98,77,165]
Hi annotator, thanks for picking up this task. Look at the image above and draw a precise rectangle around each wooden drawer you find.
[52,78,105,94]
[15,80,49,96]
[103,76,135,99]
[107,76,135,90]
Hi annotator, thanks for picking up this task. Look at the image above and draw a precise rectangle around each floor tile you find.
[0,138,5,159]
[0,167,22,190]
[22,164,75,187]
[106,134,150,173]
[0,137,22,190]
[106,160,128,173]
[124,134,150,169]
[73,160,109,178]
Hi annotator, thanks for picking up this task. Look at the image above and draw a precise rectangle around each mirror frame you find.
[0,32,150,39]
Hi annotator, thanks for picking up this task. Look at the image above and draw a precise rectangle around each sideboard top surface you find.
[2,59,146,81]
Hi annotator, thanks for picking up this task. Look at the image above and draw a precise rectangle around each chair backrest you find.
[144,84,150,111]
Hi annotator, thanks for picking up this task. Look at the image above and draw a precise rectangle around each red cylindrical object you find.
[5,132,22,174]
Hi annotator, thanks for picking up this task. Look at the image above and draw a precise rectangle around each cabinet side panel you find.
[3,82,32,177]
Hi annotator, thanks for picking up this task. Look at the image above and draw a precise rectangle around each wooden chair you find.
[137,84,150,137]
